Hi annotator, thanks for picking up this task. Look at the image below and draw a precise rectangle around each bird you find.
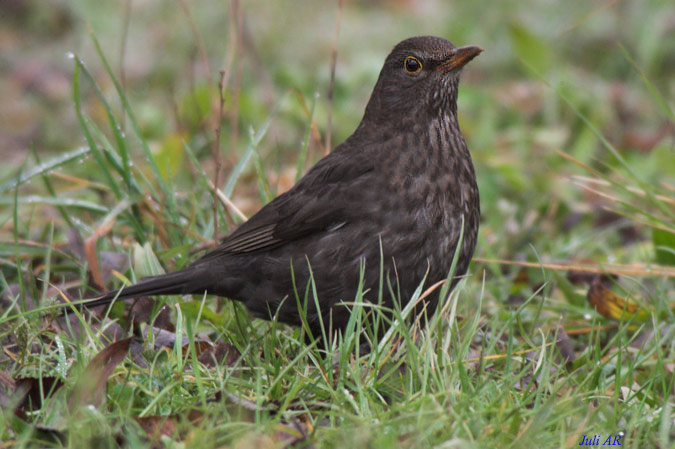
[76,36,482,340]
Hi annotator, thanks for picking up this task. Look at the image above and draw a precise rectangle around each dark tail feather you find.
[70,266,207,313]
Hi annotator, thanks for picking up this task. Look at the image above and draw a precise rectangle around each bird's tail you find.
[69,265,208,313]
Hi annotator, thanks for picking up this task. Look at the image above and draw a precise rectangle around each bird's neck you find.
[356,108,460,145]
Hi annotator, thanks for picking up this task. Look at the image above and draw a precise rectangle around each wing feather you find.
[198,144,375,260]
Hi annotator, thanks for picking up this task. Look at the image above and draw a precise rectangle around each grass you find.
[1,0,674,448]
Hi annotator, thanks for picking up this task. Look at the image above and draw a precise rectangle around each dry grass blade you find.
[473,257,675,278]
[84,223,114,290]
[49,171,109,192]
[207,177,248,221]
[294,89,326,155]
[572,175,675,205]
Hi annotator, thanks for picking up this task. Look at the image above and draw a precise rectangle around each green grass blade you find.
[183,140,229,233]
[223,93,287,197]
[72,59,123,200]
[618,44,674,120]
[88,29,178,221]
[295,91,319,182]
[31,146,75,228]
[0,195,108,214]
[0,146,90,194]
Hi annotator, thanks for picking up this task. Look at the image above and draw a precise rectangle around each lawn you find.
[1,0,673,448]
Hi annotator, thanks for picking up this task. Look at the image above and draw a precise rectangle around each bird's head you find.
[362,36,482,126]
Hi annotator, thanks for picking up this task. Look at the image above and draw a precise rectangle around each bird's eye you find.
[404,56,422,74]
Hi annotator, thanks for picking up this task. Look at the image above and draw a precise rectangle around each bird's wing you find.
[201,147,375,257]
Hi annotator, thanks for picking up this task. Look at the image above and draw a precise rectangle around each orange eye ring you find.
[404,56,423,74]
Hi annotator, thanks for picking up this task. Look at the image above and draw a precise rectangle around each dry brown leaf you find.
[554,324,576,365]
[183,339,213,357]
[146,327,178,349]
[132,409,203,445]
[566,268,597,285]
[134,415,178,440]
[273,418,312,448]
[14,376,64,412]
[197,341,240,368]
[129,298,173,330]
[84,223,114,290]
[69,337,132,409]
[587,276,646,320]
[0,370,15,390]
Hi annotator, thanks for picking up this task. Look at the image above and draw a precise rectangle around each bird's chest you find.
[380,145,477,265]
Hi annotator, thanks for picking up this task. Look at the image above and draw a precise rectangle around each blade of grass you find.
[0,146,90,194]
[249,125,272,205]
[223,92,287,197]
[13,163,27,312]
[296,91,319,182]
[183,140,230,232]
[0,195,109,214]
[72,57,136,197]
[88,28,179,224]
[72,58,123,200]
[88,121,146,195]
[39,220,55,304]
[618,44,674,120]
[31,146,75,228]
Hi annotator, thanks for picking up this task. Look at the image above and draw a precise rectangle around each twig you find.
[210,71,227,248]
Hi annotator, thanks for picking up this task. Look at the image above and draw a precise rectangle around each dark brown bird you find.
[79,36,482,338]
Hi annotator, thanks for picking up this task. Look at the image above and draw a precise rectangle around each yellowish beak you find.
[439,45,483,72]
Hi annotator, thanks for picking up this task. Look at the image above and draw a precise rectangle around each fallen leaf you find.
[69,337,132,409]
[566,265,598,285]
[130,410,203,445]
[273,418,312,448]
[129,298,173,330]
[146,327,177,349]
[14,376,64,412]
[197,341,240,368]
[134,415,178,440]
[554,324,576,365]
[587,276,646,320]
[84,223,114,290]
[183,338,213,357]
[68,228,128,284]
[0,369,16,390]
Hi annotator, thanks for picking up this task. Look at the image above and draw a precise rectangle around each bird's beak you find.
[440,45,483,72]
